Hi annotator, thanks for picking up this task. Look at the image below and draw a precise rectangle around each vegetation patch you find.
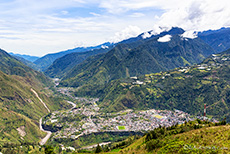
[153,114,164,119]
[118,126,126,130]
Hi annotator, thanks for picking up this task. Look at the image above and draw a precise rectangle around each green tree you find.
[45,145,54,154]
[95,144,103,153]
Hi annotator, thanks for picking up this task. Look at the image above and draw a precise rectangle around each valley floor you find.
[41,87,217,151]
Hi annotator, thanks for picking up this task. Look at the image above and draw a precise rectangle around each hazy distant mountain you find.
[9,52,40,62]
[45,46,113,78]
[0,49,39,77]
[34,42,113,71]
[10,55,40,71]
[198,27,230,52]
[60,27,215,87]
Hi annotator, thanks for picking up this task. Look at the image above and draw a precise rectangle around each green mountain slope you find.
[11,55,40,71]
[0,71,70,146]
[0,48,51,88]
[60,28,215,87]
[44,47,112,78]
[0,49,34,76]
[0,49,71,146]
[74,48,230,122]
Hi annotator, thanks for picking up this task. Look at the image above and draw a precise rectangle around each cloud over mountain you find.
[156,0,230,31]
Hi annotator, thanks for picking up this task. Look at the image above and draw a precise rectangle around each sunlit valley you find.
[1,1,230,154]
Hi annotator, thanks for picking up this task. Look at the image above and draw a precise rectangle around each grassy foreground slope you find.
[110,121,229,154]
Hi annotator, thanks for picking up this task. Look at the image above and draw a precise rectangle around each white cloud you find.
[110,25,142,43]
[181,31,198,39]
[99,0,160,14]
[99,0,230,33]
[129,12,145,18]
[61,11,69,15]
[157,35,172,42]
[0,0,230,56]
[141,32,152,39]
[90,12,101,17]
[155,0,230,32]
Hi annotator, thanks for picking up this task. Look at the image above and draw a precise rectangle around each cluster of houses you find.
[45,97,194,140]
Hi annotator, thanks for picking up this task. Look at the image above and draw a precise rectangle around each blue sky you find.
[0,0,229,56]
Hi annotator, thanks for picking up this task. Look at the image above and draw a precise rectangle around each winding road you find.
[31,88,76,145]
[39,101,76,145]
[66,101,76,110]
[39,117,52,145]
[31,88,50,113]
[31,88,52,145]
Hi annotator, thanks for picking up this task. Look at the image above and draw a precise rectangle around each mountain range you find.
[9,27,230,85]
[59,27,216,87]
[9,54,40,71]
[9,52,40,62]
[33,42,112,71]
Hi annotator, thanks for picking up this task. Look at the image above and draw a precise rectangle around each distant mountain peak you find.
[141,30,156,39]
[181,30,198,39]
[167,27,185,35]
[140,27,185,40]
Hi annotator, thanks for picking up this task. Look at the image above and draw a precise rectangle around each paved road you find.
[30,88,52,145]
[66,101,76,110]
[32,89,77,145]
[31,88,50,112]
[39,100,76,145]
[39,117,52,145]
